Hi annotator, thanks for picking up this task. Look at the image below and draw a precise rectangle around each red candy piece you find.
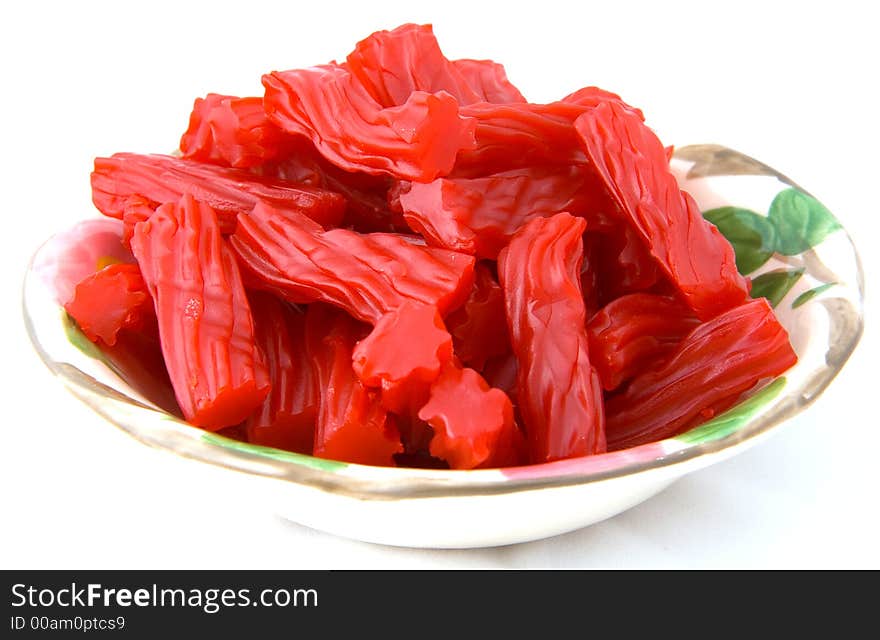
[230,202,475,324]
[130,194,270,430]
[345,23,525,106]
[605,298,798,450]
[454,102,586,176]
[306,304,402,466]
[498,213,606,463]
[587,293,700,391]
[352,302,453,415]
[590,222,662,305]
[262,64,476,182]
[444,263,509,370]
[64,263,154,346]
[245,293,317,454]
[76,23,799,469]
[561,86,644,113]
[398,165,611,259]
[179,94,292,169]
[419,364,523,469]
[92,152,346,234]
[120,195,156,248]
[573,100,750,320]
[346,23,482,107]
[261,143,402,233]
[452,89,639,177]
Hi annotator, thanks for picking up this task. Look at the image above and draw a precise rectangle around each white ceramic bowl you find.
[23,144,864,548]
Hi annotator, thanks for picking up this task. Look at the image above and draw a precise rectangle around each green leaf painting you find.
[702,187,841,311]
[792,282,836,309]
[750,268,804,307]
[703,188,841,275]
[704,206,777,274]
[767,188,841,256]
[676,377,786,445]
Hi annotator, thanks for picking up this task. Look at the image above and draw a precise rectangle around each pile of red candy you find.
[65,24,798,469]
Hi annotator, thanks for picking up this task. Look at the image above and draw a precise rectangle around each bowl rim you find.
[24,144,866,501]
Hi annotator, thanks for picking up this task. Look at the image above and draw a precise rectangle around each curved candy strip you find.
[92,152,346,233]
[245,292,317,454]
[230,202,475,324]
[346,23,482,107]
[180,93,292,169]
[586,293,700,391]
[346,23,526,105]
[573,101,750,320]
[605,298,798,450]
[305,304,402,466]
[398,165,612,258]
[64,263,154,347]
[262,64,476,182]
[498,212,606,463]
[130,194,270,429]
[452,89,638,176]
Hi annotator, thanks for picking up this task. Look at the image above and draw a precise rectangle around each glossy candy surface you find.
[245,292,317,453]
[65,23,797,469]
[419,364,523,469]
[397,166,606,259]
[587,293,700,391]
[499,213,606,463]
[64,263,153,346]
[605,298,797,450]
[179,93,292,169]
[92,152,346,233]
[129,194,270,429]
[263,64,476,182]
[352,301,453,415]
[574,101,750,320]
[305,304,402,466]
[230,202,475,324]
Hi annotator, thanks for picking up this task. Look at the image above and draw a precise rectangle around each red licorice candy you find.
[605,298,797,450]
[419,364,524,469]
[305,304,402,466]
[230,202,475,324]
[64,263,154,346]
[444,263,510,370]
[245,292,317,454]
[130,194,270,429]
[92,152,346,233]
[67,23,797,469]
[499,213,607,463]
[262,64,476,182]
[352,301,453,415]
[179,93,293,169]
[587,293,700,391]
[397,165,611,259]
[574,100,750,320]
[345,23,483,108]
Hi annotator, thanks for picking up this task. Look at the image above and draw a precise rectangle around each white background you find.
[1,0,877,568]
